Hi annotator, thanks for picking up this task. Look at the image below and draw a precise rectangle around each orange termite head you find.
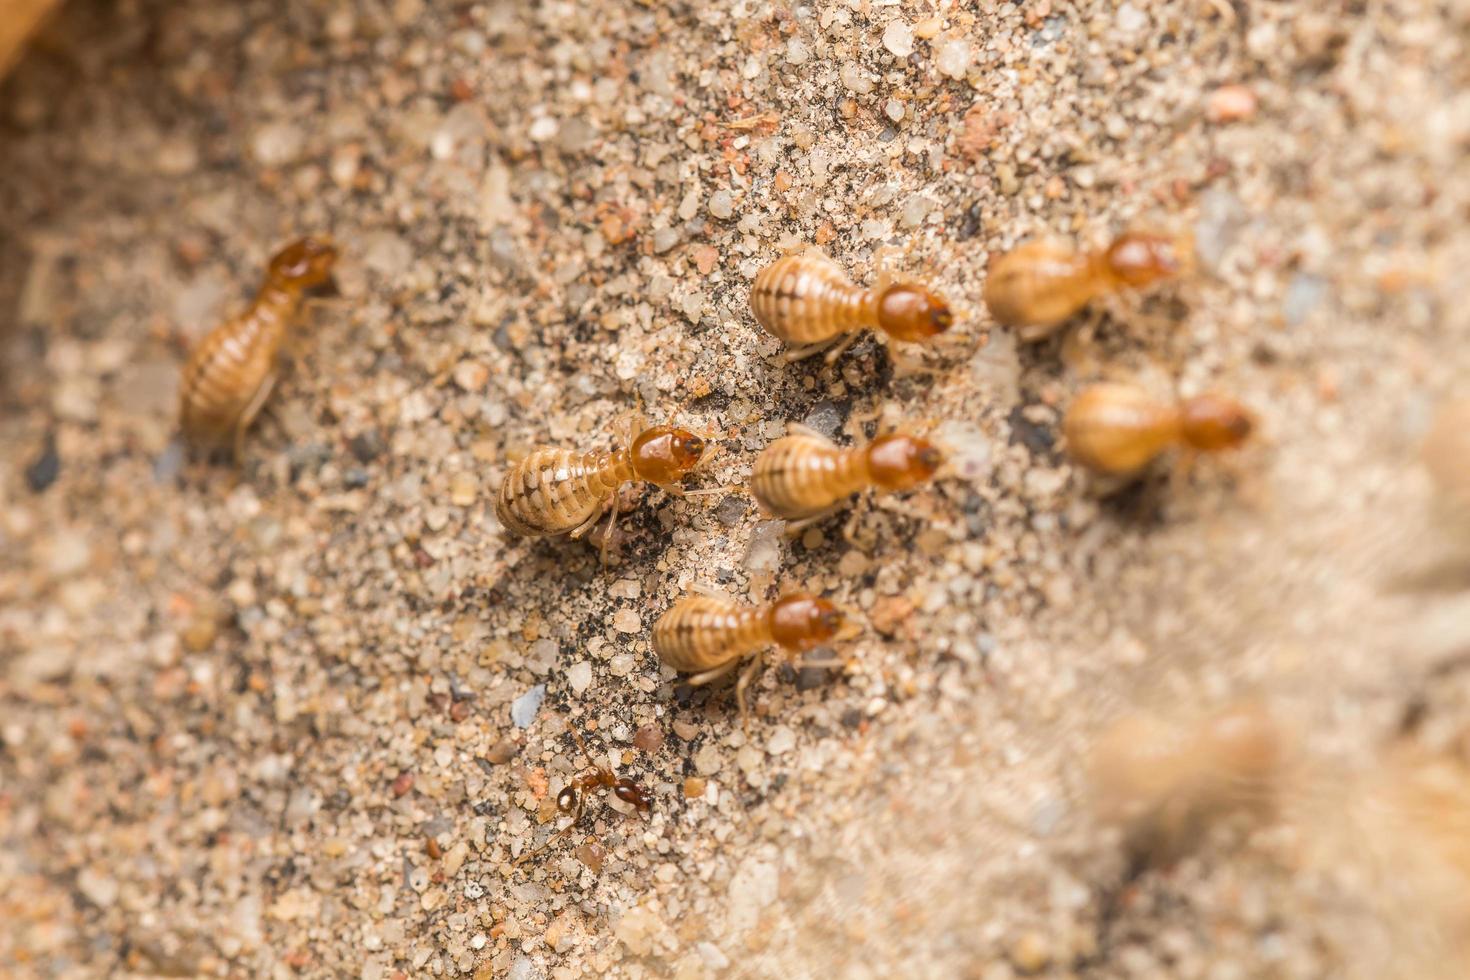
[1179,394,1255,452]
[1103,232,1192,289]
[630,425,707,486]
[768,594,845,651]
[866,433,945,491]
[876,283,954,342]
[268,236,339,288]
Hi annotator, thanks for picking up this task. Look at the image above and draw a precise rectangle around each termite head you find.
[1179,394,1254,452]
[555,785,580,814]
[876,283,954,342]
[769,594,845,651]
[866,434,945,491]
[1103,232,1192,289]
[268,236,339,288]
[631,425,707,486]
[613,778,653,813]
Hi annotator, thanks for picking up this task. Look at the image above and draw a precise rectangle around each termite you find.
[750,423,944,531]
[749,248,954,362]
[179,236,339,461]
[495,418,711,562]
[983,232,1191,341]
[515,724,652,868]
[1090,702,1283,861]
[1063,382,1254,477]
[653,591,850,729]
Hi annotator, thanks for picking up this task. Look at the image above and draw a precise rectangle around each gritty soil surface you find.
[2,0,1469,978]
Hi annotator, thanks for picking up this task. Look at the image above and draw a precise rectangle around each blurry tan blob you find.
[1297,744,1470,980]
[1385,397,1470,592]
[1089,701,1284,863]
[1423,398,1470,518]
[1091,698,1470,978]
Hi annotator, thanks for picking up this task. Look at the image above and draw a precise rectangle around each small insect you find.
[983,232,1191,341]
[749,248,954,361]
[515,724,652,868]
[653,592,848,728]
[495,420,710,561]
[179,236,339,461]
[1063,382,1254,477]
[751,423,944,530]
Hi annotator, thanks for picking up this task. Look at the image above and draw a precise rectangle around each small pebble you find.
[1011,931,1052,973]
[574,842,605,874]
[485,738,519,765]
[449,472,478,506]
[632,725,664,752]
[443,841,469,876]
[349,430,385,463]
[882,21,915,59]
[566,661,593,694]
[1115,3,1148,34]
[839,62,874,94]
[707,190,735,220]
[802,401,845,438]
[744,521,785,572]
[693,743,723,775]
[24,436,59,493]
[1207,84,1258,123]
[935,39,973,79]
[511,685,546,729]
[453,360,489,392]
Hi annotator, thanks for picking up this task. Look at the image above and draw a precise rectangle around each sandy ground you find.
[2,0,1470,977]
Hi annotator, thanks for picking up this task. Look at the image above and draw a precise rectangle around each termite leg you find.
[598,491,621,569]
[783,333,850,363]
[870,244,905,294]
[783,505,843,537]
[887,345,933,379]
[1168,448,1199,493]
[734,653,765,733]
[679,486,734,498]
[567,503,609,540]
[232,370,279,465]
[820,330,862,365]
[684,658,740,688]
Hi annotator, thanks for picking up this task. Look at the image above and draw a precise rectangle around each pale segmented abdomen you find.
[495,448,628,537]
[750,251,874,345]
[180,297,290,446]
[1062,383,1183,475]
[652,596,772,673]
[750,434,869,519]
[982,240,1099,334]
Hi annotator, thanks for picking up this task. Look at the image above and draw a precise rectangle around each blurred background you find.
[1,0,1468,977]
